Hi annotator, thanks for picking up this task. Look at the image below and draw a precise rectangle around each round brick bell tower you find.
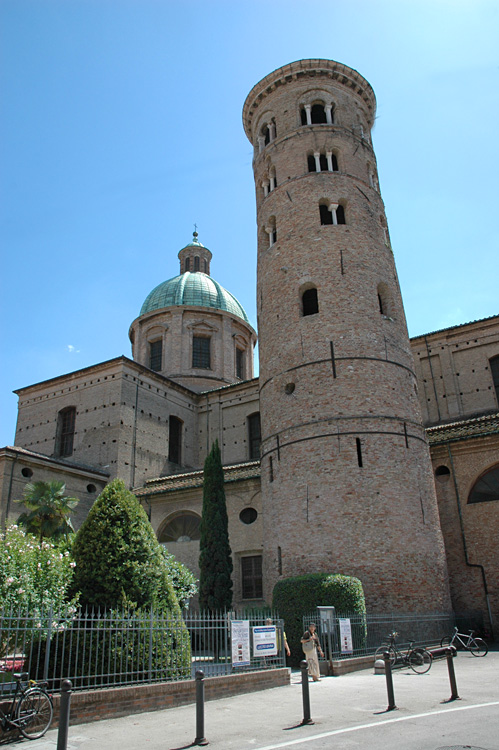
[243,59,451,611]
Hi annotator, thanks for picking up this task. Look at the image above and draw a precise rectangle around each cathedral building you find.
[1,60,498,629]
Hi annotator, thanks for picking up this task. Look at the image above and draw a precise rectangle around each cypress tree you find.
[199,441,233,610]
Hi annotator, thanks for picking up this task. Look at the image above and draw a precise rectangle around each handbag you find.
[302,638,315,654]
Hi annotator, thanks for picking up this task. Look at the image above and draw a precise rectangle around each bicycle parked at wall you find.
[440,627,488,656]
[0,670,53,739]
[374,631,433,674]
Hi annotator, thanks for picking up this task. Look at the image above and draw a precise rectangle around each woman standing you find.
[301,623,324,681]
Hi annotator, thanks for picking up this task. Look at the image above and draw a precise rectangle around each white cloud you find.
[66,345,80,354]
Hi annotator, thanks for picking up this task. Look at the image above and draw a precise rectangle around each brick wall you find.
[47,668,290,728]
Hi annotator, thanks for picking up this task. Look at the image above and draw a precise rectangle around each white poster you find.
[231,620,251,667]
[252,625,278,657]
[339,618,353,654]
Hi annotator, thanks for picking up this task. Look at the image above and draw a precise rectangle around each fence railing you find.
[303,610,485,661]
[0,606,286,695]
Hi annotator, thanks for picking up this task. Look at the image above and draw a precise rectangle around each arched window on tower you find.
[302,287,319,316]
[308,151,339,173]
[319,202,345,225]
[377,283,393,318]
[300,101,334,126]
[265,218,277,247]
[194,256,200,272]
[184,257,190,272]
[56,406,76,457]
[311,103,327,123]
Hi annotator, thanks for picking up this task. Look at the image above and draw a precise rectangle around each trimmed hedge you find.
[272,573,366,665]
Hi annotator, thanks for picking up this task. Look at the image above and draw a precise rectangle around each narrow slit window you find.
[57,407,76,458]
[356,437,363,467]
[490,356,499,404]
[168,416,182,465]
[192,336,211,369]
[241,555,263,599]
[149,340,163,371]
[248,412,261,460]
[236,348,244,379]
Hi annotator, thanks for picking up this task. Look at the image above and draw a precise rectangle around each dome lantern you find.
[178,231,213,275]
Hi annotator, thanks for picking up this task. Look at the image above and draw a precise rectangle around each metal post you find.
[383,652,397,711]
[446,647,459,700]
[300,660,314,725]
[193,669,209,746]
[56,679,72,750]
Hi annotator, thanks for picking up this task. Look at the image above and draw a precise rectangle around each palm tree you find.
[16,481,79,542]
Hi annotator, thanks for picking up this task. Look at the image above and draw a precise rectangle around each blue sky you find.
[1,0,498,447]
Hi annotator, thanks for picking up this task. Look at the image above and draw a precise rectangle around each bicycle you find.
[0,670,53,739]
[440,627,488,656]
[374,631,432,674]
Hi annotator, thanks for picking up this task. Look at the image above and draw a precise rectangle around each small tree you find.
[71,479,179,612]
[160,547,198,609]
[198,441,233,611]
[16,481,79,542]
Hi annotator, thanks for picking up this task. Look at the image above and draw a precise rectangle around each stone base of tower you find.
[261,434,452,614]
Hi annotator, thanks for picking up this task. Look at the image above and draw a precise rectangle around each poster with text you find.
[252,625,278,657]
[339,618,353,654]
[231,620,250,667]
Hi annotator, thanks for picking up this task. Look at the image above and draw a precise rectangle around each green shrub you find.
[272,573,366,665]
[71,479,178,611]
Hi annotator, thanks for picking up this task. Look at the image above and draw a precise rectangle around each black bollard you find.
[193,669,209,746]
[446,647,459,701]
[56,679,72,750]
[300,660,314,725]
[383,652,397,711]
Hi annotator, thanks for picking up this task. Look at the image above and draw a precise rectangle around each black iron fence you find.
[302,610,485,661]
[0,606,286,695]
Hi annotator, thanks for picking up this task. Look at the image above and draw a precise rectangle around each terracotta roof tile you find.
[134,460,260,497]
[427,412,499,445]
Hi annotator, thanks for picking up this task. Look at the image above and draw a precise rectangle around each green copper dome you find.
[140,272,251,325]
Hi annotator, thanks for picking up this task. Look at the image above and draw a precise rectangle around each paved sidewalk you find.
[18,651,499,750]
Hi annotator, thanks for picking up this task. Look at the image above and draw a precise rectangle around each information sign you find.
[231,620,250,667]
[252,625,278,657]
[339,618,353,654]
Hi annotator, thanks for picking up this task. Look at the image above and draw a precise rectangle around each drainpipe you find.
[446,444,494,639]
[130,380,139,489]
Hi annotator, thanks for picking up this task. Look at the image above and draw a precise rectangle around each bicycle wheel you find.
[408,648,432,674]
[17,688,53,739]
[469,638,488,657]
[440,635,453,648]
[374,645,396,666]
